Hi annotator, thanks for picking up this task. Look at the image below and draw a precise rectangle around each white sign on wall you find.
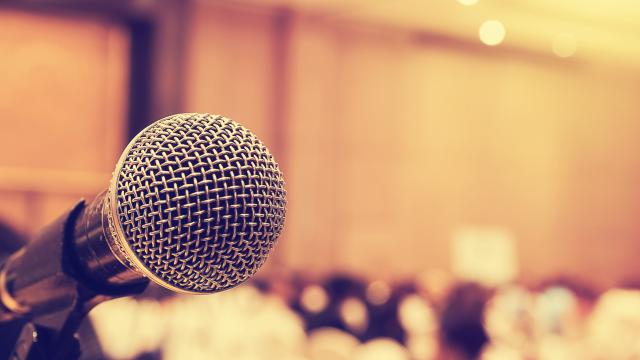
[451,226,518,286]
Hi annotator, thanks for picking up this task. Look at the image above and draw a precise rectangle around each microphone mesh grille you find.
[113,113,286,293]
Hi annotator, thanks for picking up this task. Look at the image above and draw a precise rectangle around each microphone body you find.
[0,196,147,324]
[73,191,146,288]
[0,113,286,325]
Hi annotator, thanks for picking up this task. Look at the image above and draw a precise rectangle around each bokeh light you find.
[552,33,577,58]
[458,0,480,6]
[479,20,506,46]
[353,338,410,360]
[308,327,359,360]
[339,297,369,333]
[366,280,392,305]
[398,294,437,335]
[301,285,329,313]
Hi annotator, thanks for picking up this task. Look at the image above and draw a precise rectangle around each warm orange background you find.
[1,1,640,289]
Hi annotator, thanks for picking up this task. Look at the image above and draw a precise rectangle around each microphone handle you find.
[0,202,84,323]
[0,198,147,324]
[72,191,146,288]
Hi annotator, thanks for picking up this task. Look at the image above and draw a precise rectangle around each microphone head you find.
[107,113,286,294]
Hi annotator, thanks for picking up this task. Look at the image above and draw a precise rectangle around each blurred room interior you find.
[1,0,640,358]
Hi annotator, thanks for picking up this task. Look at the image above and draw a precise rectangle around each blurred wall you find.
[184,1,640,287]
[184,4,280,150]
[0,9,129,234]
[285,16,640,287]
[1,1,639,288]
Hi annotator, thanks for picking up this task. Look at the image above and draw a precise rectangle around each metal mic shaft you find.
[72,190,145,287]
[0,198,145,323]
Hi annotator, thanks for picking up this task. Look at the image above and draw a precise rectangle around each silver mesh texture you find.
[113,113,286,293]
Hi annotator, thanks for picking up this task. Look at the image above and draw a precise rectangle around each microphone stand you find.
[0,201,148,360]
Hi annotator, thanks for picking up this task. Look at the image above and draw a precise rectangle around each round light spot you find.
[366,281,392,305]
[308,328,360,360]
[353,338,410,360]
[552,33,577,58]
[340,297,369,333]
[479,20,506,46]
[398,294,437,335]
[301,285,329,313]
[458,0,479,6]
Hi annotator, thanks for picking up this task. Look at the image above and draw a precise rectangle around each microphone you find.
[0,113,286,321]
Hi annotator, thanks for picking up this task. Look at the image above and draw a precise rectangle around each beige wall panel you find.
[0,10,128,174]
[181,4,640,287]
[554,68,640,286]
[0,9,129,233]
[184,2,278,149]
[284,17,640,286]
[282,18,344,273]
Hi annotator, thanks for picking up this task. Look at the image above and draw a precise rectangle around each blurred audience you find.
[87,270,640,360]
[439,283,491,360]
